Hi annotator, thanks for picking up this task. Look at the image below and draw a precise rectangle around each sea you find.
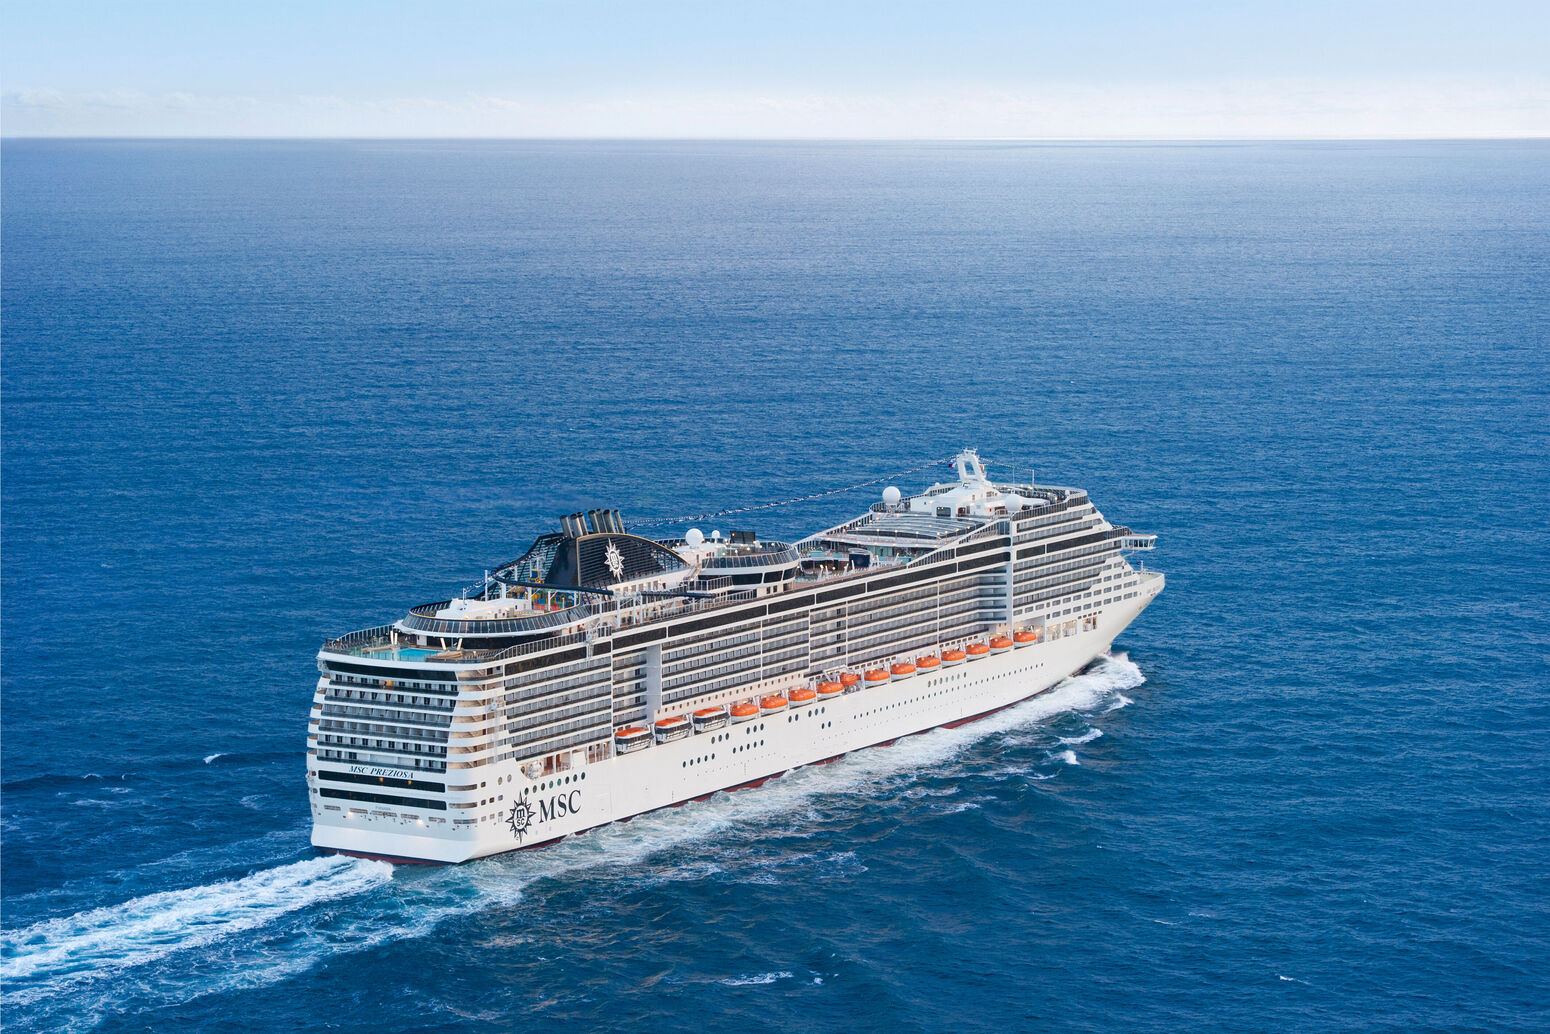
[2,140,1547,1033]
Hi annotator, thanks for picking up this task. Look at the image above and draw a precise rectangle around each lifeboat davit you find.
[989,636,1014,654]
[692,705,729,733]
[840,672,862,691]
[942,648,967,667]
[760,695,789,715]
[817,680,844,700]
[890,661,917,680]
[730,701,760,723]
[614,726,651,754]
[864,668,891,686]
[1013,630,1038,647]
[652,715,692,743]
[916,655,942,671]
[790,687,817,707]
[966,642,991,660]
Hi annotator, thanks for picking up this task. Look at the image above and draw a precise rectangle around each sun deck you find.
[317,460,1094,670]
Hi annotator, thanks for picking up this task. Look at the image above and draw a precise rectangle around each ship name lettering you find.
[538,790,582,823]
[348,764,415,779]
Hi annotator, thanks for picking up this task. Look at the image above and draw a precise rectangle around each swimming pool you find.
[369,647,439,662]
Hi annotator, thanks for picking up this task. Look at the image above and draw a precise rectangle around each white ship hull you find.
[311,572,1161,864]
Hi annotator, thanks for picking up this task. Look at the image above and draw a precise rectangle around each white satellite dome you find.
[711,529,722,541]
[882,486,902,507]
[685,528,705,547]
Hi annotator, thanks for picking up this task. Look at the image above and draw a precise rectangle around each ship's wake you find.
[0,653,1145,1031]
[0,856,393,994]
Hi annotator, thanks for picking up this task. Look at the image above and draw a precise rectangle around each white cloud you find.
[4,79,1547,138]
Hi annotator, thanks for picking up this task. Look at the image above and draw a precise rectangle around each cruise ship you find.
[307,451,1163,863]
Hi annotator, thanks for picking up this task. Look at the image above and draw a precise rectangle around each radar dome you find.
[685,528,705,547]
[882,486,902,507]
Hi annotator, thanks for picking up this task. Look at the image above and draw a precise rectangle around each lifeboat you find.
[863,668,891,686]
[989,636,1014,654]
[692,705,729,733]
[1013,629,1039,647]
[817,680,844,700]
[916,655,942,672]
[730,701,760,723]
[890,661,917,680]
[840,672,862,692]
[942,648,967,667]
[760,694,789,715]
[966,642,991,660]
[652,715,692,744]
[614,726,651,754]
[790,687,817,707]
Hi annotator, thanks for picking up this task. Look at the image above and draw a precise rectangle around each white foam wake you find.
[0,856,392,1001]
[720,971,794,986]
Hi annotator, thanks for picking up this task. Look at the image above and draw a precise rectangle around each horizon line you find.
[5,134,1548,143]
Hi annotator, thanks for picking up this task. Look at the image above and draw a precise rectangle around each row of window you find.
[320,701,454,728]
[318,730,447,752]
[319,719,449,744]
[315,747,446,772]
[317,786,447,810]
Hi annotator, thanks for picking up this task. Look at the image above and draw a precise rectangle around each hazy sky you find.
[3,1,1547,137]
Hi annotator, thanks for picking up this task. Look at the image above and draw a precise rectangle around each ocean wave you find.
[720,971,794,986]
[931,801,982,815]
[736,849,867,884]
[1057,728,1103,746]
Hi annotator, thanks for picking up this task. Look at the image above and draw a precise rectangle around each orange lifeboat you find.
[652,715,692,743]
[840,672,861,688]
[817,680,844,699]
[966,642,991,660]
[692,705,729,733]
[942,648,967,667]
[730,701,760,723]
[916,655,942,671]
[989,636,1013,654]
[790,687,817,707]
[863,668,891,686]
[760,694,789,714]
[1013,629,1038,647]
[890,661,917,680]
[614,726,651,754]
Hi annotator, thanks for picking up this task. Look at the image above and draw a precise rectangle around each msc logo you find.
[508,790,581,842]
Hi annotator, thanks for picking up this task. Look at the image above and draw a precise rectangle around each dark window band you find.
[318,770,445,793]
[319,787,448,811]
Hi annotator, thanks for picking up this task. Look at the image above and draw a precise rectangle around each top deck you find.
[320,451,1095,666]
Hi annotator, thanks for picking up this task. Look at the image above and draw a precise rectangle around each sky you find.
[2,1,1547,137]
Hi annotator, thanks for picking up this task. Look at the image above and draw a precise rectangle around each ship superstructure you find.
[306,451,1163,863]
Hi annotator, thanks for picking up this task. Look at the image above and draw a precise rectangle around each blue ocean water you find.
[2,140,1548,1033]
